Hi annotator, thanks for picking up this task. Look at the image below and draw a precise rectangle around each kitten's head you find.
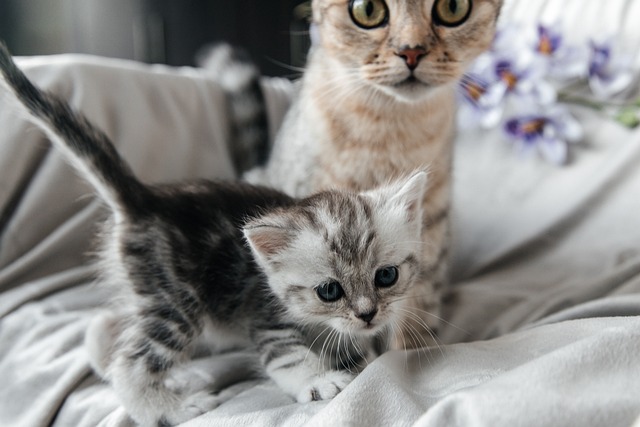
[311,0,502,102]
[244,172,426,337]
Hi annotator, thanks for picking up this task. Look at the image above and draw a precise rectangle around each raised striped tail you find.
[0,42,150,217]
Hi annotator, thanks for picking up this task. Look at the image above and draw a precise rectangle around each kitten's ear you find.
[387,171,428,223]
[243,223,294,266]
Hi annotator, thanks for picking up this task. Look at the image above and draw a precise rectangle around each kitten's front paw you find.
[296,371,355,403]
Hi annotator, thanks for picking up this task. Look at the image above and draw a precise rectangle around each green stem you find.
[557,93,606,111]
[558,89,640,110]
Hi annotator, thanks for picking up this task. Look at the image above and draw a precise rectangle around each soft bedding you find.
[1,0,640,426]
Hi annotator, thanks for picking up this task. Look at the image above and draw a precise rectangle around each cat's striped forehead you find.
[300,191,377,260]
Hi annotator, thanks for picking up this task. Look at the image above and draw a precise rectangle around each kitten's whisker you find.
[398,318,423,368]
[397,317,431,367]
[339,333,350,371]
[350,332,366,370]
[389,319,410,373]
[398,316,437,366]
[323,329,336,371]
[346,332,360,369]
[317,328,335,372]
[332,330,343,372]
[407,306,471,336]
[397,308,445,359]
[305,325,333,367]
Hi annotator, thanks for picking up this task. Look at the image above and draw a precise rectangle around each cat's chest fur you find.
[261,52,456,197]
[313,87,455,192]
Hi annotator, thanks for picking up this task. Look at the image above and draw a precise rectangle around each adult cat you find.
[247,0,503,347]
[0,42,426,426]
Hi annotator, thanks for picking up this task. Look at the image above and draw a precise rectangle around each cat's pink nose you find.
[396,46,427,70]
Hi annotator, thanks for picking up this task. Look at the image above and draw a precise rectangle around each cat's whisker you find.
[318,328,337,372]
[392,293,471,336]
[397,317,436,366]
[304,324,333,366]
[388,290,440,305]
[331,330,344,372]
[397,308,446,359]
[396,318,422,361]
[407,306,471,337]
[356,336,367,365]
[388,318,411,372]
[348,331,366,371]
[317,330,330,372]
[316,79,367,105]
[263,56,308,75]
[397,315,431,358]
[338,334,352,373]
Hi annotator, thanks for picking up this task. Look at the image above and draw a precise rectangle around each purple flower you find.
[532,24,588,80]
[456,72,505,129]
[493,54,557,105]
[535,24,562,56]
[588,39,633,98]
[504,106,582,165]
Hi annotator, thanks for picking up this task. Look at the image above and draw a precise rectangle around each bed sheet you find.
[1,1,640,425]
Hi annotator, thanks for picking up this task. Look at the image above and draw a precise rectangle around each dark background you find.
[0,0,311,77]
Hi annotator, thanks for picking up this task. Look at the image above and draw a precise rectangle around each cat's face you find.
[312,0,502,102]
[245,172,426,337]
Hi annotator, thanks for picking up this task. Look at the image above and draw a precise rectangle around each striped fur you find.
[247,0,503,348]
[198,43,269,175]
[0,42,426,426]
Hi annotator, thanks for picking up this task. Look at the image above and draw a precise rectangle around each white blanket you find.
[1,1,640,425]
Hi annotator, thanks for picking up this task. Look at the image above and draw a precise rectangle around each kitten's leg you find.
[104,306,221,426]
[253,325,355,402]
[85,310,123,379]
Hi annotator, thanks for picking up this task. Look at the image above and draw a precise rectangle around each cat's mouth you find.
[356,320,386,335]
[388,75,432,100]
[393,75,428,89]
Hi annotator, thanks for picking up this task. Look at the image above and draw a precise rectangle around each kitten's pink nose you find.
[396,46,427,71]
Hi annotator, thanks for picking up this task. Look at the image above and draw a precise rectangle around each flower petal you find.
[540,136,568,165]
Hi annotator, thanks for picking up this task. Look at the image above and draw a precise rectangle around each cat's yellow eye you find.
[349,0,388,29]
[433,0,472,27]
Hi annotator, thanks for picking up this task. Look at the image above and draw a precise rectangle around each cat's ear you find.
[243,222,294,266]
[368,171,427,224]
[389,171,428,223]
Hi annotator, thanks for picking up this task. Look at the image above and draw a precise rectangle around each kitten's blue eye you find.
[349,0,388,29]
[316,281,344,302]
[375,266,398,288]
[433,0,472,27]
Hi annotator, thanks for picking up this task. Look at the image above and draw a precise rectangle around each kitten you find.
[246,0,503,348]
[0,43,426,426]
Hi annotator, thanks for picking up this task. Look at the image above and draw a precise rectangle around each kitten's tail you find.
[197,43,269,175]
[0,42,150,217]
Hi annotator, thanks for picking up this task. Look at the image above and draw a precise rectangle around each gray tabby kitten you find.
[0,44,426,426]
